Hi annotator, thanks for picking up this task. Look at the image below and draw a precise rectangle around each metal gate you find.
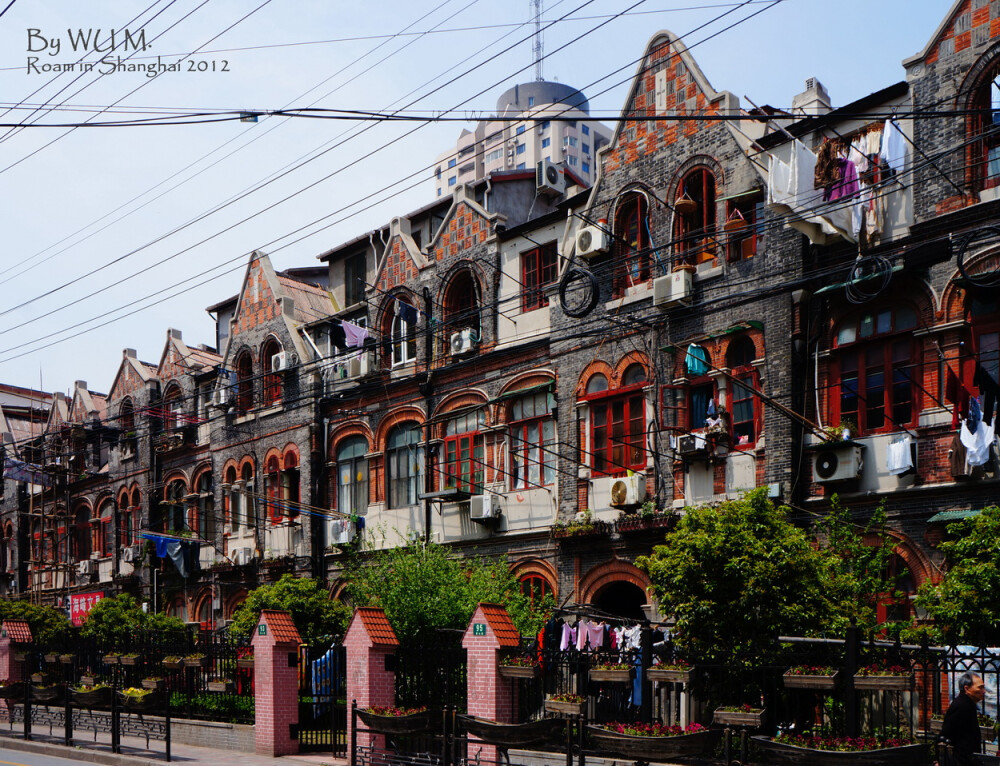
[298,642,347,755]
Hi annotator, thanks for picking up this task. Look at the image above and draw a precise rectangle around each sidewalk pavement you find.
[0,720,348,766]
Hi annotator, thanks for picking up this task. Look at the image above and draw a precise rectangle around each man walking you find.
[941,671,986,766]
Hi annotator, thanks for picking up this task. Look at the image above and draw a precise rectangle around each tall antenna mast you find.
[532,0,543,82]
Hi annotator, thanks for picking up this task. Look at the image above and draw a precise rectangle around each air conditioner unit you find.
[469,494,501,521]
[609,473,646,507]
[77,560,93,575]
[329,351,371,384]
[450,328,477,356]
[653,270,693,308]
[271,351,287,372]
[812,444,863,483]
[576,225,610,259]
[677,433,709,457]
[507,137,518,146]
[121,545,141,563]
[232,547,253,566]
[212,387,229,407]
[536,160,565,196]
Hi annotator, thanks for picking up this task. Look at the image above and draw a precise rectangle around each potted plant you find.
[753,730,927,765]
[713,704,765,727]
[43,653,58,664]
[589,662,633,683]
[71,682,111,708]
[184,653,207,668]
[552,512,611,539]
[0,680,23,699]
[29,672,49,684]
[461,715,564,747]
[853,663,913,691]
[119,686,161,711]
[31,683,62,703]
[102,652,121,665]
[120,653,140,666]
[928,713,997,741]
[783,665,839,690]
[588,721,720,760]
[207,678,235,693]
[141,677,165,691]
[497,655,540,679]
[12,650,28,663]
[162,656,183,670]
[237,651,254,670]
[545,693,586,716]
[79,674,99,686]
[646,660,693,684]
[823,420,856,442]
[356,705,431,735]
[59,653,74,664]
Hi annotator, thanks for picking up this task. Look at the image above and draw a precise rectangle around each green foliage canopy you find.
[79,594,185,647]
[229,574,351,646]
[0,599,71,647]
[914,505,1000,644]
[345,540,552,643]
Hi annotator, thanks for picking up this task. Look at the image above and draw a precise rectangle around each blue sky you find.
[0,0,950,394]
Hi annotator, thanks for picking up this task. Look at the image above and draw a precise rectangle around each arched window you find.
[384,299,417,367]
[726,336,761,446]
[519,574,554,606]
[509,388,556,490]
[674,168,717,266]
[443,270,481,353]
[261,337,282,407]
[2,524,13,574]
[163,479,187,533]
[386,423,423,508]
[163,384,184,431]
[235,350,254,413]
[282,451,300,521]
[166,598,187,622]
[196,471,215,539]
[195,593,214,631]
[120,399,137,458]
[833,305,919,435]
[444,409,485,494]
[118,491,133,548]
[73,505,91,560]
[583,368,647,476]
[968,60,1000,191]
[336,436,369,515]
[968,292,999,413]
[264,455,282,523]
[613,192,650,296]
[95,499,114,558]
[241,462,256,528]
[684,344,716,432]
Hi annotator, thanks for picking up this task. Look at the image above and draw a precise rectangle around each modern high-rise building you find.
[433,80,611,197]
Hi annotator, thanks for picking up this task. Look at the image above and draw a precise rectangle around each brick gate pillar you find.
[0,620,31,684]
[344,606,399,756]
[462,603,522,764]
[251,609,302,757]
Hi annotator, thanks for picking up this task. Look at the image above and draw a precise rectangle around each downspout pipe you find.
[421,286,434,544]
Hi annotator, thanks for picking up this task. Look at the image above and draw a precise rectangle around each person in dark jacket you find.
[941,671,985,765]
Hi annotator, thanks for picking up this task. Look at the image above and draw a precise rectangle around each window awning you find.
[927,509,981,524]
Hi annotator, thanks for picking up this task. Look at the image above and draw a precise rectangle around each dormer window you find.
[612,192,650,296]
[969,63,1000,191]
[674,168,717,266]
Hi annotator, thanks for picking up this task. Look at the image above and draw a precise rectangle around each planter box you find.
[184,656,207,669]
[853,674,913,691]
[589,668,632,683]
[588,726,721,760]
[72,687,111,708]
[545,697,586,716]
[0,683,23,700]
[120,656,140,666]
[462,716,563,747]
[43,654,58,664]
[928,719,996,741]
[60,655,74,664]
[752,736,929,765]
[31,685,62,703]
[646,667,693,684]
[783,671,839,690]
[102,655,120,665]
[13,652,27,663]
[120,690,163,712]
[498,665,540,679]
[356,709,431,735]
[207,681,235,693]
[163,660,184,671]
[79,675,97,686]
[29,673,48,684]
[141,678,165,691]
[714,708,765,727]
[237,658,254,670]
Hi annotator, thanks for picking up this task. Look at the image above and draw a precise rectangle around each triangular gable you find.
[903,0,992,69]
[598,31,739,176]
[108,350,158,401]
[0,405,9,438]
[226,251,312,368]
[428,187,494,262]
[69,383,106,424]
[44,394,70,432]
[156,330,219,383]
[375,217,429,294]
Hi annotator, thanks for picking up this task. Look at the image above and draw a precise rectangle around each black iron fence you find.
[298,641,347,755]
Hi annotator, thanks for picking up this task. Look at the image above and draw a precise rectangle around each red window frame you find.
[261,339,282,407]
[510,418,554,489]
[730,371,761,445]
[674,168,717,265]
[235,352,254,412]
[970,68,1000,191]
[613,194,650,297]
[119,506,133,548]
[726,197,763,262]
[587,385,647,477]
[519,574,553,606]
[835,339,916,436]
[265,455,282,523]
[444,433,483,494]
[521,242,558,312]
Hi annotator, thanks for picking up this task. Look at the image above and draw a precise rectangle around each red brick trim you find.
[576,360,615,399]
[612,352,651,388]
[161,470,189,493]
[374,406,426,447]
[578,558,651,604]
[510,558,559,600]
[224,588,248,619]
[329,422,374,456]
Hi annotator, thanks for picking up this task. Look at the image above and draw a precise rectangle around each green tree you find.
[914,505,1000,644]
[229,574,351,646]
[636,489,839,667]
[79,594,185,647]
[345,540,552,643]
[0,599,71,647]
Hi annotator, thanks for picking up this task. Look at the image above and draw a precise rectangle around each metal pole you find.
[350,700,357,766]
[165,703,172,761]
[23,677,31,740]
[63,683,71,746]
[639,626,652,723]
[845,622,859,738]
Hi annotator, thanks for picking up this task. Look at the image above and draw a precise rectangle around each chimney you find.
[791,78,832,116]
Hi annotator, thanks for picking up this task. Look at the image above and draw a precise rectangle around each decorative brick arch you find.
[221,458,240,476]
[263,447,283,466]
[576,359,615,399]
[510,558,559,597]
[432,390,489,438]
[329,422,374,458]
[438,260,488,309]
[161,470,189,494]
[495,371,555,424]
[577,559,651,604]
[191,461,213,485]
[874,529,938,588]
[238,455,256,476]
[282,443,299,469]
[612,352,651,388]
[374,405,426,448]
[224,588,248,619]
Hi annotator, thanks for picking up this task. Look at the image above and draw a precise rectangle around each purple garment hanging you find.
[827,157,859,201]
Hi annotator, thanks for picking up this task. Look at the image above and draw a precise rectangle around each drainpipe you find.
[421,286,434,544]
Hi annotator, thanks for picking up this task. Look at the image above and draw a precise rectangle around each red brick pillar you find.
[0,620,30,683]
[345,607,399,756]
[462,603,522,763]
[250,609,302,756]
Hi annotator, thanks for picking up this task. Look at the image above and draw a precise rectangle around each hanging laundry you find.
[559,622,576,652]
[881,119,906,173]
[576,619,590,651]
[827,155,859,201]
[974,362,998,425]
[887,438,914,475]
[396,301,418,325]
[768,140,854,242]
[331,322,347,351]
[707,398,717,418]
[949,433,970,478]
[813,139,841,191]
[946,366,971,429]
[960,417,995,467]
[341,320,369,349]
[685,344,710,376]
[586,621,605,650]
[967,396,982,433]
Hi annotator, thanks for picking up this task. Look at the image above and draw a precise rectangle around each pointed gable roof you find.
[45,393,70,431]
[108,349,159,402]
[69,382,107,423]
[903,0,991,69]
[428,185,494,263]
[476,603,521,647]
[157,329,221,383]
[376,216,430,294]
[351,607,399,647]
